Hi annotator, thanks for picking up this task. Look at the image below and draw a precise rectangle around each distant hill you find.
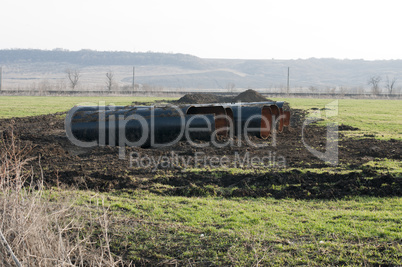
[0,49,205,69]
[1,49,401,91]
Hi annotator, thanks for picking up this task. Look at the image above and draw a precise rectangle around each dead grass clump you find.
[0,131,130,266]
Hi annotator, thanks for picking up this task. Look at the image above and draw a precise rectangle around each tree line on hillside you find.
[0,49,205,69]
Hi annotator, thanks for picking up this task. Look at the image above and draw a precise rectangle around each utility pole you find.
[287,67,290,94]
[132,66,135,90]
[0,66,2,91]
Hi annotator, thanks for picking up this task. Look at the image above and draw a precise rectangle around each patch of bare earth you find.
[0,101,400,199]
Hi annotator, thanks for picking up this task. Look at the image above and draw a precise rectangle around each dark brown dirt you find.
[232,89,271,102]
[0,107,400,199]
[176,93,229,104]
[176,89,275,104]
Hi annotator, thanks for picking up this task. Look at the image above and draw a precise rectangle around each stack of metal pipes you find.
[66,101,290,148]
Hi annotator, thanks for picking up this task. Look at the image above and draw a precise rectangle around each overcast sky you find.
[1,0,401,60]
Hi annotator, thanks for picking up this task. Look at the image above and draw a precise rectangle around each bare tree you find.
[105,71,114,91]
[326,86,336,95]
[357,86,365,96]
[368,76,382,95]
[339,86,347,96]
[65,69,80,90]
[279,85,287,94]
[308,86,317,95]
[385,75,397,95]
[226,82,236,95]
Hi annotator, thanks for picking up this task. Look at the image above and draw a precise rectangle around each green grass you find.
[362,159,402,176]
[277,98,402,140]
[2,96,400,141]
[67,189,402,266]
[0,96,176,118]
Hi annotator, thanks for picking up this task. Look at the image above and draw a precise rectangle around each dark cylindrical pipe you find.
[231,105,273,139]
[71,105,146,123]
[186,105,230,137]
[69,106,218,148]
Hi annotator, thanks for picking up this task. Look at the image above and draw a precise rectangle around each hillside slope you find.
[1,49,401,90]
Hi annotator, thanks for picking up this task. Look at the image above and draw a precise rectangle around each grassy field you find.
[1,96,400,140]
[41,189,399,266]
[275,98,402,140]
[0,96,401,265]
[0,96,174,118]
[88,191,402,265]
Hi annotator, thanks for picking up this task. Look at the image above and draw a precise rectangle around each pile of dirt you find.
[176,89,274,104]
[176,93,227,104]
[233,89,272,102]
